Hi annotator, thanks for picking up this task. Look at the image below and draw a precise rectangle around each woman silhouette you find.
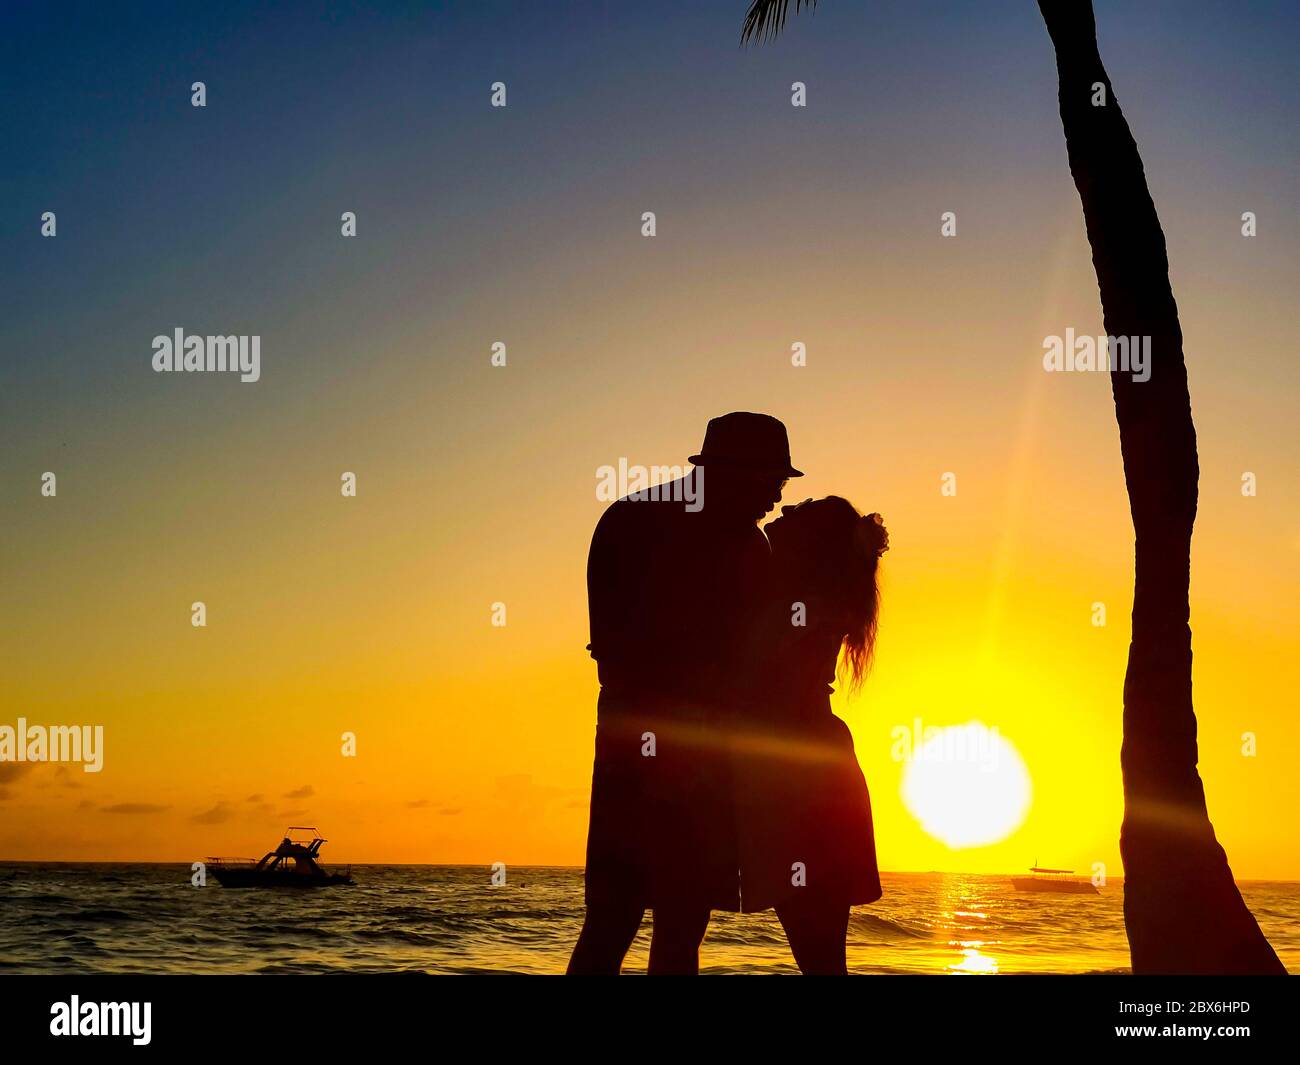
[734,497,889,974]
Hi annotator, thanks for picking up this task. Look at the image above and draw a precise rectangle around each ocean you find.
[1,864,1296,975]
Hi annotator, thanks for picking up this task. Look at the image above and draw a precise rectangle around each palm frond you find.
[741,0,818,45]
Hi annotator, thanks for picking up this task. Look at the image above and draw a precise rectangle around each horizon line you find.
[1,858,1296,883]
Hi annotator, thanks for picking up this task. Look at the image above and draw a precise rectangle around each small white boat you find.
[1010,862,1098,895]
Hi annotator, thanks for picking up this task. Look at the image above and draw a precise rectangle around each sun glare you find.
[900,722,1032,848]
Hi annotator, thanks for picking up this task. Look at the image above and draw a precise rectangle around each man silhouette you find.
[567,412,800,974]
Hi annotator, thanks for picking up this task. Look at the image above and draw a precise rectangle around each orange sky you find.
[4,2,1297,877]
[5,211,1297,876]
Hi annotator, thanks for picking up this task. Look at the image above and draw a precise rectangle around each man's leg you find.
[646,906,712,975]
[566,902,644,975]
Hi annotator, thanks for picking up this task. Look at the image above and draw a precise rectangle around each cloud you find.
[245,794,263,803]
[283,785,314,799]
[55,766,82,789]
[101,803,170,815]
[192,802,235,825]
[407,798,461,815]
[492,774,584,815]
[0,763,35,785]
[0,763,88,796]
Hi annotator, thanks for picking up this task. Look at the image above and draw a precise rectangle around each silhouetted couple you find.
[568,413,889,975]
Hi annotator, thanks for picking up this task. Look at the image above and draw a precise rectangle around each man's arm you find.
[586,502,638,687]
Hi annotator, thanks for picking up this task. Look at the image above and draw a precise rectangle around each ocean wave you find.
[63,908,144,923]
[0,864,1292,975]
[850,912,932,940]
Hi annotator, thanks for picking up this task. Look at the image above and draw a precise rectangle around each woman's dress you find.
[734,623,882,913]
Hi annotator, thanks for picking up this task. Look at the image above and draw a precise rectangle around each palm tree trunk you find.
[1038,1,1283,973]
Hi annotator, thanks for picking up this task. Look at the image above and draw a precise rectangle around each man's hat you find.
[688,412,803,478]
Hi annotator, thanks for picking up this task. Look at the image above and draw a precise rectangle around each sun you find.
[900,722,1032,848]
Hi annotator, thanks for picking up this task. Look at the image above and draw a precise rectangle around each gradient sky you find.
[2,0,1297,877]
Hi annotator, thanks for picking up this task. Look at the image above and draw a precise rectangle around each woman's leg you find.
[775,892,849,975]
[647,906,712,975]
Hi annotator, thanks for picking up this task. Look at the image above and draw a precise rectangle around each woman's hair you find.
[780,496,885,693]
